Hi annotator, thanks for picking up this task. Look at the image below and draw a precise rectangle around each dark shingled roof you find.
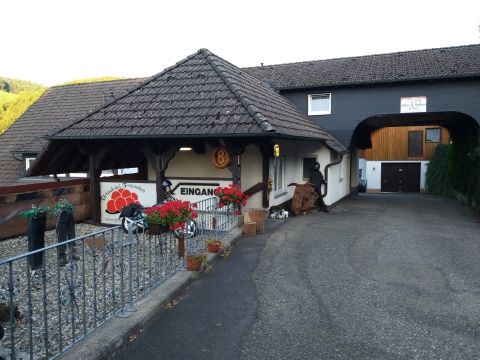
[52,49,346,153]
[0,79,144,185]
[243,44,480,90]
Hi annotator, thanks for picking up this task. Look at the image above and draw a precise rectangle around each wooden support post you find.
[152,147,178,203]
[222,140,246,187]
[262,147,270,208]
[88,153,101,224]
[87,146,109,224]
[154,154,166,204]
[231,154,241,185]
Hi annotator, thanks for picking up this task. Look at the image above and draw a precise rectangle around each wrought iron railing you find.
[0,197,237,359]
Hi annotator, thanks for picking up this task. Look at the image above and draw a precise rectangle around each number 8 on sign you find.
[212,147,232,169]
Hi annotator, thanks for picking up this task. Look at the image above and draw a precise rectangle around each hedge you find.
[427,139,480,211]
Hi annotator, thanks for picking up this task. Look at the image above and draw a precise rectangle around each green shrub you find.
[426,144,449,194]
[427,139,480,212]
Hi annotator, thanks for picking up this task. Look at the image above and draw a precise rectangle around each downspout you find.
[323,153,344,198]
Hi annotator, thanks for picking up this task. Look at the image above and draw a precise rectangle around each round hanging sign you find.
[212,147,232,169]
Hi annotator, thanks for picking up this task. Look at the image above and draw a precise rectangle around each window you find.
[302,157,316,179]
[273,158,285,191]
[308,94,331,115]
[25,157,36,170]
[425,128,441,143]
[408,131,423,157]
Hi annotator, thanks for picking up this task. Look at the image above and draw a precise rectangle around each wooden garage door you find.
[381,163,421,193]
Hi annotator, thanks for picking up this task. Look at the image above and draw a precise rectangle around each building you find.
[0,79,144,186]
[27,49,349,224]
[245,44,480,193]
[3,44,480,222]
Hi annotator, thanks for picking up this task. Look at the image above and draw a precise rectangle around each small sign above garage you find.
[400,96,427,113]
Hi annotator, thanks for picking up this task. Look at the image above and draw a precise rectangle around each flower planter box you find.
[27,214,47,270]
[243,221,257,236]
[148,223,168,235]
[247,208,266,234]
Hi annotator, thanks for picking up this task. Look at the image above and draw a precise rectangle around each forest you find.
[0,76,122,134]
[0,76,45,133]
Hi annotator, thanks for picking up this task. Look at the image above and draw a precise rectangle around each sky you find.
[2,0,480,86]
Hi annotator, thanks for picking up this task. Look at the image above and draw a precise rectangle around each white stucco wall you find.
[323,154,350,205]
[350,150,359,188]
[147,144,232,180]
[240,144,263,210]
[365,160,429,192]
[268,140,351,208]
[145,140,351,210]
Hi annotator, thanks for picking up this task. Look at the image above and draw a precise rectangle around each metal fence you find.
[0,197,237,359]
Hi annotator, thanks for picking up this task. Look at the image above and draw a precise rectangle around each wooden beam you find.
[152,146,178,203]
[244,182,264,197]
[88,153,101,224]
[36,142,69,175]
[261,145,270,208]
[223,140,246,186]
[229,154,241,185]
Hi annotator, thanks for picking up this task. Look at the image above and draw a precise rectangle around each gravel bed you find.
[0,223,197,359]
[0,208,234,359]
[0,223,105,262]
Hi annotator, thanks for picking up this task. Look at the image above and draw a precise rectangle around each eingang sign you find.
[170,179,232,203]
[400,96,427,113]
[99,179,232,225]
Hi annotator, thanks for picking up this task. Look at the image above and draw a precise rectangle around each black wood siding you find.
[281,79,480,146]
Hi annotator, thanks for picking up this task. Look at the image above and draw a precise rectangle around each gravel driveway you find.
[115,193,480,360]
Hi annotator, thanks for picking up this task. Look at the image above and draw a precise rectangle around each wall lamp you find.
[179,147,193,151]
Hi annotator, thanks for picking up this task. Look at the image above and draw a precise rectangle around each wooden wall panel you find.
[0,180,91,240]
[359,126,450,161]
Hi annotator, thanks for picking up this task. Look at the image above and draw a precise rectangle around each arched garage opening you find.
[351,111,479,193]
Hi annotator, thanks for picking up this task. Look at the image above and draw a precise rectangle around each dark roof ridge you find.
[50,49,206,138]
[202,49,275,133]
[243,43,480,70]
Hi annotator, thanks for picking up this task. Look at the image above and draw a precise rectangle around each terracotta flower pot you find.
[207,241,221,253]
[186,256,203,271]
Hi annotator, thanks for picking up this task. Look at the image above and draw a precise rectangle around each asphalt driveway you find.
[114,194,480,360]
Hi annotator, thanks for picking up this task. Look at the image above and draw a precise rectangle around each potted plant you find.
[186,253,206,271]
[214,184,249,215]
[54,199,77,266]
[21,205,49,270]
[205,239,222,253]
[144,200,198,235]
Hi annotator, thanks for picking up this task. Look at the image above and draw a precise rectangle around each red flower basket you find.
[144,200,198,231]
[214,184,249,215]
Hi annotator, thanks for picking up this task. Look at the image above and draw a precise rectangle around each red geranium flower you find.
[144,200,197,231]
[214,184,249,213]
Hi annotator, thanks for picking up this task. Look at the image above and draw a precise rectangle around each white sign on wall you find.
[170,179,232,204]
[100,182,157,225]
[400,96,427,113]
[99,179,233,224]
